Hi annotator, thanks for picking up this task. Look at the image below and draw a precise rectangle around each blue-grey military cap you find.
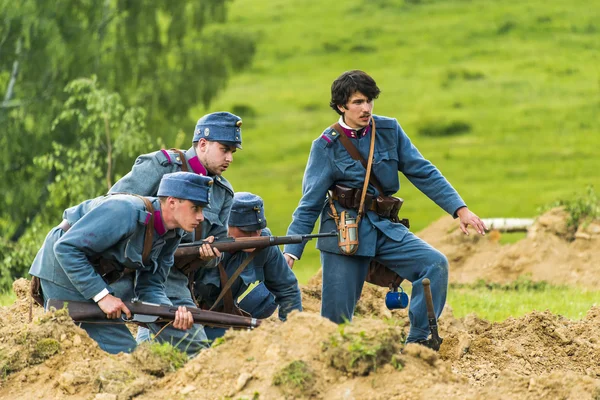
[193,111,243,149]
[229,192,267,231]
[157,172,213,207]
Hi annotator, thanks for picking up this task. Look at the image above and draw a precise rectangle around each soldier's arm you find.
[284,140,335,259]
[261,245,303,321]
[395,121,466,216]
[53,202,138,300]
[135,232,182,305]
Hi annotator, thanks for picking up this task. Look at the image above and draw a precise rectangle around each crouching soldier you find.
[194,192,303,340]
[111,112,242,355]
[29,172,213,354]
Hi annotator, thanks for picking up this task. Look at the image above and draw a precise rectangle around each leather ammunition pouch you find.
[331,184,409,228]
[175,255,203,275]
[366,260,404,289]
[90,257,132,285]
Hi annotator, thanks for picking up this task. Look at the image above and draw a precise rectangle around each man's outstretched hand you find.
[456,207,487,236]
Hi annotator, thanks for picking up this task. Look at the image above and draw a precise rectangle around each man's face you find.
[173,199,205,232]
[338,91,374,129]
[228,225,262,252]
[197,139,236,175]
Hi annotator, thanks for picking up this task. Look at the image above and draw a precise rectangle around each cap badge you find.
[204,128,210,136]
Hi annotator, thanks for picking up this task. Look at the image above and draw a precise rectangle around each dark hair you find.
[329,70,381,115]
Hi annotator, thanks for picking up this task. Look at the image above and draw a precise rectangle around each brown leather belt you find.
[330,192,377,212]
[58,219,71,232]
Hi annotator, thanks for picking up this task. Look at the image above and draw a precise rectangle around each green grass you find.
[187,0,600,283]
[0,291,15,307]
[447,284,599,322]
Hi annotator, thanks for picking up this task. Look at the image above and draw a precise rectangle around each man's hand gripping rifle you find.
[47,298,261,330]
[174,232,337,274]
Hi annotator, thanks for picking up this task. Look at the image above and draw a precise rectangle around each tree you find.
[0,0,255,289]
[0,0,255,241]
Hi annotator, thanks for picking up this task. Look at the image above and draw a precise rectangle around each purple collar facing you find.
[187,156,208,176]
[338,122,371,139]
[153,210,167,236]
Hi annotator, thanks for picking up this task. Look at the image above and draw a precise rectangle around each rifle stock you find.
[174,231,337,258]
[47,299,261,329]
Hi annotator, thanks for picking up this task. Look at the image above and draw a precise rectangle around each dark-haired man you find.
[284,70,486,347]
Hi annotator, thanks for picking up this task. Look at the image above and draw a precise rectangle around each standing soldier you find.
[284,70,487,348]
[29,172,213,354]
[194,192,303,340]
[109,112,241,355]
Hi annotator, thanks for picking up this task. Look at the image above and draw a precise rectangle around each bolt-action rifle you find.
[47,298,261,329]
[174,231,337,274]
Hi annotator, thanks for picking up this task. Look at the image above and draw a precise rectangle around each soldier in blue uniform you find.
[194,192,303,340]
[29,172,213,354]
[284,70,487,347]
[110,112,241,355]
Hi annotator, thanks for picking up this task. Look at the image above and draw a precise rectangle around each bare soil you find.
[1,208,598,399]
[418,207,600,288]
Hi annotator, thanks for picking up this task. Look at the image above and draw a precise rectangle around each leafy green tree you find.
[0,0,255,289]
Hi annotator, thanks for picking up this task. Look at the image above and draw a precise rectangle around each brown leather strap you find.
[137,196,155,265]
[332,120,377,224]
[217,262,238,314]
[209,249,260,312]
[332,122,386,195]
[169,148,189,172]
[109,193,154,265]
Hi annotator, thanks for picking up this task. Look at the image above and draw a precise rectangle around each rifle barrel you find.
[174,231,337,258]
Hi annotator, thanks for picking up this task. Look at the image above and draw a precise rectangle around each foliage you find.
[0,0,255,244]
[540,185,600,232]
[322,324,404,376]
[30,338,60,364]
[148,342,188,372]
[272,360,316,394]
[0,78,151,290]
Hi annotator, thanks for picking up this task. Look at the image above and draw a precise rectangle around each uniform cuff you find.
[284,253,298,261]
[93,288,110,303]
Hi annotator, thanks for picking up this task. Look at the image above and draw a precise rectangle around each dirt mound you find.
[440,307,600,386]
[1,297,599,399]
[418,208,600,288]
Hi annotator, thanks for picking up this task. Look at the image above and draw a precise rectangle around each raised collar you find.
[185,147,208,176]
[153,209,167,236]
[338,116,371,139]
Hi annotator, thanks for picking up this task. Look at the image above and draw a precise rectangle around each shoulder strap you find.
[209,249,260,312]
[216,262,241,314]
[332,122,385,195]
[109,193,155,265]
[168,148,189,172]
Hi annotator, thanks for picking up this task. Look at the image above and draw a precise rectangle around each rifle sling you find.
[209,249,260,312]
[110,193,154,265]
[217,263,234,313]
[332,122,385,196]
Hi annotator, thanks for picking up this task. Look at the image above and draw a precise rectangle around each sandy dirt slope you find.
[1,208,599,399]
[417,208,600,288]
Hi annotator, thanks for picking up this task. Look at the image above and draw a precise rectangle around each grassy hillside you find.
[188,0,599,283]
